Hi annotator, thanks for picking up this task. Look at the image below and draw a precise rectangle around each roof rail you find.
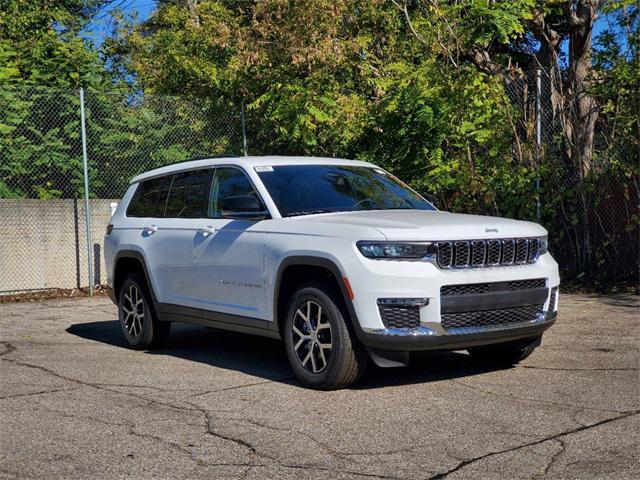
[172,154,237,165]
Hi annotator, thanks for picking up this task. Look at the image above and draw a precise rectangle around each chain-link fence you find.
[0,87,243,294]
[0,79,637,295]
[503,68,638,284]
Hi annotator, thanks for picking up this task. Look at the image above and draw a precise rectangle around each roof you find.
[130,155,376,184]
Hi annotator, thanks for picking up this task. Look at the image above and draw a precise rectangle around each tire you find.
[283,281,368,390]
[468,335,541,366]
[118,273,171,349]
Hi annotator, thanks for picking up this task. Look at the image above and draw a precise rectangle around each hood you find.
[297,210,546,240]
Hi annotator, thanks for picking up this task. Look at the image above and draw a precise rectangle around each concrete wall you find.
[0,199,118,294]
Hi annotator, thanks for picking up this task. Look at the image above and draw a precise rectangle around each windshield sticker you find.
[254,166,274,172]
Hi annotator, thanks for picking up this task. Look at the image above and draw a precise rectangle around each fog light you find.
[377,298,429,307]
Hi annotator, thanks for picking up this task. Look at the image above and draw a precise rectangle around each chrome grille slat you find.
[486,240,501,265]
[454,241,470,267]
[437,242,453,268]
[436,238,542,269]
[528,238,540,262]
[502,239,515,264]
[515,239,529,264]
[471,241,486,266]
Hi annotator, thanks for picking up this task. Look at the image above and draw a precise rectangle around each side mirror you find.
[219,195,269,220]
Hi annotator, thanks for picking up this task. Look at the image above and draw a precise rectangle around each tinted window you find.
[126,176,172,217]
[209,167,263,217]
[257,165,435,217]
[164,169,213,218]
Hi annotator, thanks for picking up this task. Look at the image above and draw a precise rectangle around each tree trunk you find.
[566,1,599,180]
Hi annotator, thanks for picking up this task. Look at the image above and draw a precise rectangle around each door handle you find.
[199,225,216,237]
[143,224,158,233]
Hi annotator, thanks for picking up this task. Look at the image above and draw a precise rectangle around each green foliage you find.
[1,0,637,283]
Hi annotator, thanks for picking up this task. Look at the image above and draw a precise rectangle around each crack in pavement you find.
[0,387,80,400]
[427,410,640,479]
[93,382,208,394]
[538,438,566,479]
[225,416,362,464]
[202,410,258,456]
[0,342,17,357]
[187,376,293,398]
[522,365,638,372]
[449,378,631,415]
[1,343,207,414]
[277,463,405,479]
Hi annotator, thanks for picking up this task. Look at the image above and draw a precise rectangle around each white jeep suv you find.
[104,156,559,389]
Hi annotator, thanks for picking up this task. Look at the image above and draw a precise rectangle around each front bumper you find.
[343,252,560,363]
[357,313,556,352]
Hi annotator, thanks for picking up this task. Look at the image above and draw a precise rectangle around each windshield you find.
[256,165,435,217]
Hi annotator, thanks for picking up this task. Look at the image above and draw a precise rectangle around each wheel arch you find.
[273,256,360,338]
[113,250,158,303]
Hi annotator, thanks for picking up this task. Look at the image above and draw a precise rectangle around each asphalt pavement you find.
[0,293,638,479]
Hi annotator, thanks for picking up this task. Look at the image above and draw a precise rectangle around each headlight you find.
[539,237,549,255]
[357,241,436,260]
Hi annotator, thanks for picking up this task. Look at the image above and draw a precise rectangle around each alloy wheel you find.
[122,285,145,338]
[291,300,333,373]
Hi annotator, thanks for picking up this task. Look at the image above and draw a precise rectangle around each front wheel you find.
[468,335,541,366]
[283,282,368,390]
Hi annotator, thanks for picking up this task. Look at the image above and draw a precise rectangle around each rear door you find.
[129,169,213,309]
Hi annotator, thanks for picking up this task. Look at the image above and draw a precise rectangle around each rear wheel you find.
[468,335,541,366]
[283,282,368,389]
[118,273,170,349]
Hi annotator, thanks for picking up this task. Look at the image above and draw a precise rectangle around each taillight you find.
[106,224,114,235]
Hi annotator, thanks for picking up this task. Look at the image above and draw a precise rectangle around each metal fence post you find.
[535,69,542,222]
[79,88,94,295]
[241,98,248,157]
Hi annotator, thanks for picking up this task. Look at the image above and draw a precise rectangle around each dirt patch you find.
[0,286,108,304]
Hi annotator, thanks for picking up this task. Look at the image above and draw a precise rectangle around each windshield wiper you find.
[286,209,336,217]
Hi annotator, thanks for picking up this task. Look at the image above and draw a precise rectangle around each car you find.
[104,156,560,389]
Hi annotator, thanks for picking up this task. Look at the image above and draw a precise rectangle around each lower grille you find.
[441,304,543,331]
[378,306,420,329]
[441,278,546,296]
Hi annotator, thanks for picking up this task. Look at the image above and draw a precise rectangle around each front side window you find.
[127,175,172,217]
[209,167,263,218]
[256,165,434,217]
[164,169,213,218]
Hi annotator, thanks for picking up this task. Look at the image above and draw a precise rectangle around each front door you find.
[195,166,268,320]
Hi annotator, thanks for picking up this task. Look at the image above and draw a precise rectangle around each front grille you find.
[441,278,546,296]
[378,306,420,329]
[441,304,543,331]
[436,238,542,269]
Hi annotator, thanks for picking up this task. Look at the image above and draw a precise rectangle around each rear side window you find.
[126,176,172,217]
[164,169,213,218]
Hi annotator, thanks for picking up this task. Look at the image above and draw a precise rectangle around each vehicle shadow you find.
[67,320,509,390]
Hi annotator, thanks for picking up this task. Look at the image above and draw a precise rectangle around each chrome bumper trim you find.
[363,312,555,337]
[361,326,437,337]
